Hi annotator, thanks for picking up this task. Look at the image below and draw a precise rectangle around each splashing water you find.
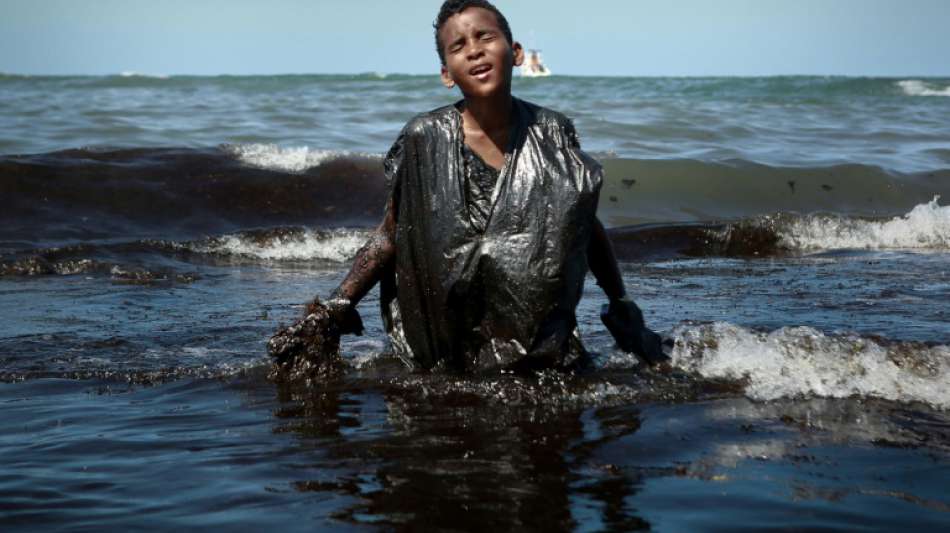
[670,322,950,409]
[778,196,950,251]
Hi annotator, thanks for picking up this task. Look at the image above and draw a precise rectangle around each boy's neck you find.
[460,93,513,140]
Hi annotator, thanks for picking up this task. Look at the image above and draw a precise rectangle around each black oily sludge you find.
[0,226,367,279]
[607,218,788,261]
[0,147,389,242]
[3,207,946,280]
[5,146,950,247]
[0,242,201,282]
[0,220,788,276]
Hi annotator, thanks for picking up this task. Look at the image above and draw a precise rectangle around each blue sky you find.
[2,0,947,76]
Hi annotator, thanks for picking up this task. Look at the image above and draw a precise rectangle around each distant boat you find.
[520,49,551,77]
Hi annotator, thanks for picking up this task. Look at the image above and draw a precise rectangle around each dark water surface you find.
[3,377,949,531]
[2,249,949,530]
[2,74,950,530]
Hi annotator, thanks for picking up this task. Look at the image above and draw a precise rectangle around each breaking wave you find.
[609,197,950,260]
[3,199,948,279]
[667,322,950,410]
[2,146,948,264]
[190,227,370,261]
[180,200,950,263]
[0,227,373,279]
[778,196,950,251]
[117,71,170,80]
[223,144,366,173]
[8,319,947,412]
[897,79,950,97]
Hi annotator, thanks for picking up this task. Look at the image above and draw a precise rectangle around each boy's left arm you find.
[587,217,671,366]
[587,217,626,301]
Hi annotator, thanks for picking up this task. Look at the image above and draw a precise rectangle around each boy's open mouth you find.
[469,64,493,77]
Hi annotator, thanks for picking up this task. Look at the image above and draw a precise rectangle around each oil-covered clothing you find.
[380,98,603,372]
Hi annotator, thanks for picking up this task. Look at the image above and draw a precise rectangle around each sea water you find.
[1,74,949,530]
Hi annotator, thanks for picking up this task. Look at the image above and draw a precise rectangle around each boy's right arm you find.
[318,197,398,334]
[267,199,396,364]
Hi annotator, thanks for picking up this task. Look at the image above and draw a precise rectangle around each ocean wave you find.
[190,227,370,261]
[0,251,199,283]
[224,143,371,173]
[0,227,371,280]
[0,147,388,240]
[118,71,170,80]
[897,80,950,97]
[669,322,950,409]
[0,255,102,277]
[608,198,950,261]
[778,196,950,251]
[598,158,950,227]
[383,321,950,411]
[3,147,949,253]
[3,203,946,273]
[5,319,948,413]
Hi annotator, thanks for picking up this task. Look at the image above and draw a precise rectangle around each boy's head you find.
[434,0,512,66]
[434,0,523,98]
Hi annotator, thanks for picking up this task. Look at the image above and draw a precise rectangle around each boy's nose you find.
[465,43,484,60]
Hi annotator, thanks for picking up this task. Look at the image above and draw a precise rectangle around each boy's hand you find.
[322,297,364,336]
[600,298,672,367]
[267,296,362,383]
[267,298,336,362]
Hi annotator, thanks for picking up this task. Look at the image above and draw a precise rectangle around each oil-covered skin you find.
[331,199,398,307]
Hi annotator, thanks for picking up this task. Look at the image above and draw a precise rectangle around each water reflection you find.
[272,371,654,529]
[260,366,950,529]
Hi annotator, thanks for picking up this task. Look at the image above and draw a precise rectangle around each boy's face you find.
[439,7,524,99]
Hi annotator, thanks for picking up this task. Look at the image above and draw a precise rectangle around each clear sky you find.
[2,0,947,77]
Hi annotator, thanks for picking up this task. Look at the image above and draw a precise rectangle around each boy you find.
[271,0,668,374]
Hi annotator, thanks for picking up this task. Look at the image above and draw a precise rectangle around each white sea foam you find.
[778,197,950,251]
[194,228,370,262]
[345,339,389,369]
[897,79,950,97]
[118,70,169,79]
[670,322,950,409]
[226,143,360,173]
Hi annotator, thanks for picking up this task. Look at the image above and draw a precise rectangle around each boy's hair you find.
[433,0,513,65]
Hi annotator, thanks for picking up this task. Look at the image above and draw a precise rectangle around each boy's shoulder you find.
[399,104,457,138]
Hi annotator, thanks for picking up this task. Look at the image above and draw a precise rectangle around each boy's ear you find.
[440,65,456,89]
[512,41,525,67]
